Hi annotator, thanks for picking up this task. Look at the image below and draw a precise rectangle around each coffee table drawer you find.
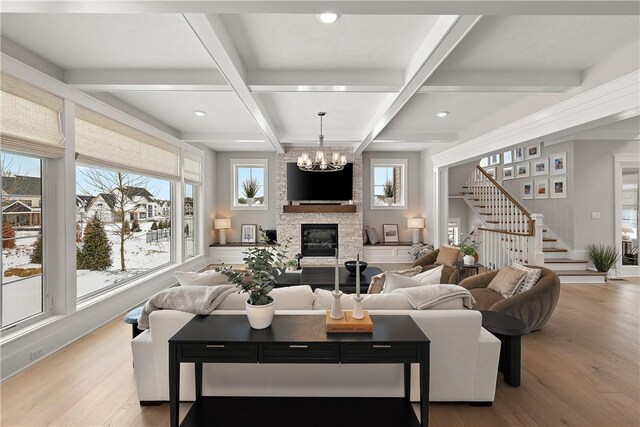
[181,343,258,362]
[341,343,419,363]
[260,343,339,363]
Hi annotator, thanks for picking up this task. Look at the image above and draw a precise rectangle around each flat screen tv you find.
[286,163,353,201]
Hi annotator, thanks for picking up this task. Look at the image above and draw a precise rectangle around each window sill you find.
[369,205,408,211]
[231,205,269,211]
[1,314,66,346]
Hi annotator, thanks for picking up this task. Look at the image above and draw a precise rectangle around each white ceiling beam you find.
[420,70,582,93]
[373,131,460,143]
[3,1,638,15]
[65,69,230,92]
[180,132,266,143]
[182,13,284,153]
[64,68,580,94]
[355,15,482,154]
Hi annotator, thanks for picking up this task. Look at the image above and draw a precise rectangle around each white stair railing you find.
[465,166,544,269]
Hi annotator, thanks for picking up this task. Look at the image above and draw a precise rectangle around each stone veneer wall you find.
[276,147,363,265]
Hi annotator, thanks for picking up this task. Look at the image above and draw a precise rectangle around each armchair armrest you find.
[459,270,498,290]
[413,249,439,268]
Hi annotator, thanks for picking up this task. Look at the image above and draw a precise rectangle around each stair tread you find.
[555,270,607,276]
[543,238,557,242]
[545,258,588,263]
[543,248,568,252]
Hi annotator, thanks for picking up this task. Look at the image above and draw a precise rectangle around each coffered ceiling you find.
[1,1,638,153]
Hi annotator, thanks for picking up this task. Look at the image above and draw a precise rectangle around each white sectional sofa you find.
[131,285,501,404]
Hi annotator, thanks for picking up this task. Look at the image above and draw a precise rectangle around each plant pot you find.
[247,197,255,206]
[463,255,475,266]
[246,299,275,329]
[385,197,393,206]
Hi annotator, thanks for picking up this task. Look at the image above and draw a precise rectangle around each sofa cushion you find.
[511,263,542,295]
[487,266,527,298]
[175,269,231,286]
[313,288,414,310]
[435,246,461,267]
[217,285,314,310]
[384,272,429,293]
[411,265,444,285]
[469,288,505,310]
[368,266,422,294]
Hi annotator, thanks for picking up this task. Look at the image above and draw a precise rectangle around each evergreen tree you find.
[123,219,131,234]
[131,219,141,232]
[30,236,42,264]
[75,222,83,243]
[150,220,158,231]
[77,216,112,270]
[158,219,165,230]
[2,222,16,249]
[184,223,190,237]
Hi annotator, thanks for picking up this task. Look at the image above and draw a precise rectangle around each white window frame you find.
[231,159,269,210]
[370,158,408,210]
[1,153,51,332]
[183,181,200,260]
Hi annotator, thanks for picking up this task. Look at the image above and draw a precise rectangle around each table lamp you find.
[214,218,231,245]
[407,218,425,244]
[622,225,634,241]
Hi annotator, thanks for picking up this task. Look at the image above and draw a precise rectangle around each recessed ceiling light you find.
[436,111,449,118]
[193,110,206,117]
[317,13,339,24]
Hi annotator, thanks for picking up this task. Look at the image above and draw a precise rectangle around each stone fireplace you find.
[301,224,338,257]
[276,147,363,265]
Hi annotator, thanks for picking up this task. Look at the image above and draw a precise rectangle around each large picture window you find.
[75,164,172,299]
[370,158,407,209]
[1,152,45,327]
[231,159,268,209]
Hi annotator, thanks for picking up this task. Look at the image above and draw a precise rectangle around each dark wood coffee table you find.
[479,310,530,387]
[169,314,430,427]
[273,266,383,293]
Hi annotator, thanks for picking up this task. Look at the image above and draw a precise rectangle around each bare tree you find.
[78,168,152,271]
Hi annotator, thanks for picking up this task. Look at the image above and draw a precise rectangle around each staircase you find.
[461,166,606,284]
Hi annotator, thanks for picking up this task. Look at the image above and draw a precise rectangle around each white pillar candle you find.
[355,253,361,297]
[335,248,339,292]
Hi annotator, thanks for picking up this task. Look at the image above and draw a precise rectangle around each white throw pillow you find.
[312,288,413,310]
[411,265,444,285]
[175,269,230,287]
[383,272,425,293]
[511,263,542,295]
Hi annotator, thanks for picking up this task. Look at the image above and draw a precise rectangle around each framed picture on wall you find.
[503,151,513,165]
[502,166,514,180]
[514,147,524,162]
[521,181,533,200]
[551,176,567,199]
[489,154,501,165]
[535,178,549,199]
[526,142,542,160]
[485,167,497,179]
[532,158,548,176]
[383,224,399,243]
[241,224,258,243]
[516,162,530,178]
[550,152,567,175]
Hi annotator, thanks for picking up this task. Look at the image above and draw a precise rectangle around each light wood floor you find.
[1,279,638,426]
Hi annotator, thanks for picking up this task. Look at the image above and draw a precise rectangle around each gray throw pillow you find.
[363,226,370,244]
[366,227,381,245]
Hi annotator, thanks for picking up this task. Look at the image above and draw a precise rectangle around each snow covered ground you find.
[2,221,170,325]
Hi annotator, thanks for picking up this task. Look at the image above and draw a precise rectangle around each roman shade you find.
[183,155,203,182]
[1,73,64,158]
[75,106,180,181]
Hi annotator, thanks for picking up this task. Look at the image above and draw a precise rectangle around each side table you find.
[453,261,482,285]
[479,310,530,387]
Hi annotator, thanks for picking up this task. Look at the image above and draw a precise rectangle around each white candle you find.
[335,248,339,292]
[355,253,361,297]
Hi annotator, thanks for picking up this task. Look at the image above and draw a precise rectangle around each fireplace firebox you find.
[301,224,338,257]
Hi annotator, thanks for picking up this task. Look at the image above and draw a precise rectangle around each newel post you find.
[530,213,545,266]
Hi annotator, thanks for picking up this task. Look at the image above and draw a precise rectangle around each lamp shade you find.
[214,218,231,229]
[407,218,425,229]
[622,225,634,233]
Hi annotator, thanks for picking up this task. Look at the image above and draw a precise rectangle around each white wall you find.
[214,152,277,242]
[362,152,422,243]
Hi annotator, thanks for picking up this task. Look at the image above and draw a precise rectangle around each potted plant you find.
[382,180,395,206]
[217,228,289,329]
[284,259,300,272]
[458,235,480,265]
[242,177,260,206]
[585,243,620,278]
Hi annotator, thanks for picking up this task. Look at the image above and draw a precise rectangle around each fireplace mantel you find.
[282,204,357,213]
